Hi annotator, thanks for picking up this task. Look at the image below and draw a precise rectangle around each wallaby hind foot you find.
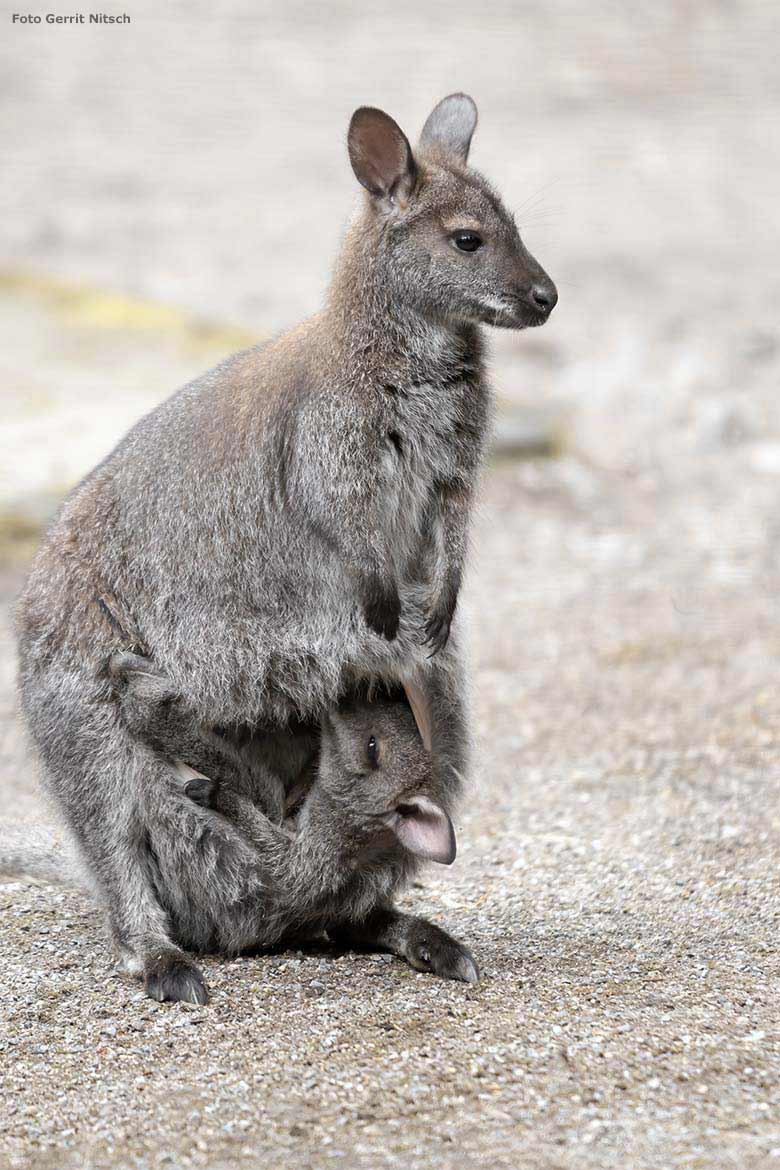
[143,947,209,1005]
[399,917,479,983]
[331,907,479,984]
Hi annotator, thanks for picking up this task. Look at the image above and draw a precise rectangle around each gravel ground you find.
[2,440,780,1169]
[2,2,780,1167]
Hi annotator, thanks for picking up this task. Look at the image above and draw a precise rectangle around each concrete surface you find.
[2,1,780,1167]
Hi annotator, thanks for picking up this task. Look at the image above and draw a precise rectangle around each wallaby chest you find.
[379,366,487,548]
[384,327,487,480]
[390,380,467,476]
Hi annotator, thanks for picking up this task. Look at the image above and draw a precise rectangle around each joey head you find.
[110,653,478,985]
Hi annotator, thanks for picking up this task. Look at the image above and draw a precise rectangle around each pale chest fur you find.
[378,370,487,567]
[391,378,468,478]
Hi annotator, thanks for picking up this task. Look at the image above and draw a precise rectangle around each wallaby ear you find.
[386,796,456,865]
[419,93,478,165]
[348,107,417,206]
[402,672,433,752]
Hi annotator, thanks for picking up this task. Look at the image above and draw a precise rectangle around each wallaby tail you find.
[0,824,88,887]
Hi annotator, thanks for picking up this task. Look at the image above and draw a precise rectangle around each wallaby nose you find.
[530,281,558,315]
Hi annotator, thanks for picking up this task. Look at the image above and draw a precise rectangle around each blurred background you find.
[2,0,779,526]
[2,3,780,1168]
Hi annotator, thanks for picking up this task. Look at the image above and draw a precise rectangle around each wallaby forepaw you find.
[406,927,479,983]
[422,611,451,656]
[423,585,458,655]
[183,775,217,808]
[144,955,209,1005]
[363,581,401,641]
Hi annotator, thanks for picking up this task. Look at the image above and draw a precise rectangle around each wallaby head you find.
[344,92,557,330]
[317,696,456,865]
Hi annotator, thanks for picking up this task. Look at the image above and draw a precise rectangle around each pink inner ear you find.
[393,797,456,865]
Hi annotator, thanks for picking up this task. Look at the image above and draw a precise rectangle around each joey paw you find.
[184,775,218,808]
[144,955,209,1005]
[406,927,479,983]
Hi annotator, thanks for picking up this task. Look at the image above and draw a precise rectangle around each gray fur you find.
[15,94,555,1000]
[108,651,306,823]
[3,688,479,996]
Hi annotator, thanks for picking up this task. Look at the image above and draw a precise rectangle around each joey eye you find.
[367,735,380,768]
[452,230,483,253]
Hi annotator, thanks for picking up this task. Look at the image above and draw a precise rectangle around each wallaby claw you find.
[405,923,479,983]
[144,954,209,1005]
[423,612,451,656]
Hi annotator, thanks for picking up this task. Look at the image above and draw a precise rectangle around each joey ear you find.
[109,652,176,702]
[109,651,153,680]
[173,759,210,783]
[348,107,417,206]
[386,796,456,865]
[419,93,478,165]
[108,650,178,702]
[402,672,433,752]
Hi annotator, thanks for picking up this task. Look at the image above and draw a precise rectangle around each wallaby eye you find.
[452,230,483,253]
[367,735,380,768]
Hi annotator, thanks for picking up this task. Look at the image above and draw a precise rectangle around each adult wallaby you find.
[16,93,556,1002]
[3,682,478,998]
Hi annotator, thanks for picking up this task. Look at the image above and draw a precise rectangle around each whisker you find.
[514,178,563,214]
[521,203,564,217]
[519,216,561,229]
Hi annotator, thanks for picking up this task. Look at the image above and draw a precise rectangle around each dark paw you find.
[423,611,452,656]
[363,580,401,641]
[423,589,458,656]
[406,924,479,983]
[144,955,209,1005]
[184,775,217,808]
